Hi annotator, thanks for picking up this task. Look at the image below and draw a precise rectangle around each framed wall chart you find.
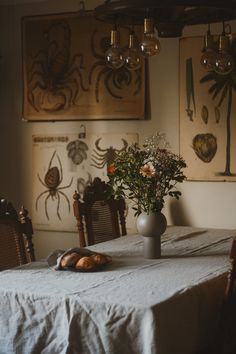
[22,11,146,121]
[32,132,138,231]
[179,35,236,181]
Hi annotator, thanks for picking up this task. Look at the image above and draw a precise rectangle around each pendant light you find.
[214,23,234,75]
[200,24,217,71]
[105,25,124,69]
[95,1,236,71]
[124,29,142,70]
[139,18,161,57]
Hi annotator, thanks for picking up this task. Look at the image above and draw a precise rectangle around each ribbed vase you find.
[136,211,167,259]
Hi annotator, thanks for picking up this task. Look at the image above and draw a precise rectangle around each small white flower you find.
[140,163,156,177]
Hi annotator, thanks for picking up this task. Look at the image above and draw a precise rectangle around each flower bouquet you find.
[108,132,186,216]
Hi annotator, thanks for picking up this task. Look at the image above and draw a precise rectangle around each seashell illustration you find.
[66,139,88,165]
[192,133,217,163]
[215,106,220,123]
[201,105,208,124]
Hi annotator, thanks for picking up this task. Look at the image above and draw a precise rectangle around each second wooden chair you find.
[197,237,236,354]
[0,197,35,271]
[73,177,127,247]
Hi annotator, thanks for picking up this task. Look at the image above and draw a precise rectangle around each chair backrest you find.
[214,237,236,354]
[197,237,236,354]
[73,177,127,247]
[225,237,236,300]
[0,198,35,270]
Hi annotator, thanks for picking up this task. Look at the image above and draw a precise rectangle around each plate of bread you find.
[47,247,112,272]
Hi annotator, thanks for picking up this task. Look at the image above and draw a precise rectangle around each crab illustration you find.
[89,29,142,102]
[35,150,73,220]
[27,21,88,113]
[91,138,128,173]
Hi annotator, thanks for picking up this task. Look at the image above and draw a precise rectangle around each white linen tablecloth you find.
[0,226,235,354]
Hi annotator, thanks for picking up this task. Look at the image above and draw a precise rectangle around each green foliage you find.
[108,136,186,216]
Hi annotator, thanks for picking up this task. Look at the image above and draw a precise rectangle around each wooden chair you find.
[225,238,236,301]
[197,238,236,354]
[216,237,236,354]
[0,197,35,270]
[73,177,127,247]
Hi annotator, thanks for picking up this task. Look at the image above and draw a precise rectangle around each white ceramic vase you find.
[136,211,167,259]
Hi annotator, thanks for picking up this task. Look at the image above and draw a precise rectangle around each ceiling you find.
[0,0,47,4]
[95,0,236,37]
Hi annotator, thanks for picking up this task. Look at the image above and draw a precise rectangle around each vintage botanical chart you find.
[179,36,236,181]
[32,133,138,231]
[22,11,145,121]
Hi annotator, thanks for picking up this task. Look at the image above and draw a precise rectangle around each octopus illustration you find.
[36,150,73,220]
[27,21,88,113]
[89,29,142,102]
[91,138,128,173]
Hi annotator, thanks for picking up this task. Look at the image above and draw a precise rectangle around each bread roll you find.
[75,256,96,270]
[61,252,81,268]
[91,253,108,265]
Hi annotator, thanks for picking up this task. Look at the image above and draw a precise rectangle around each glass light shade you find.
[200,32,216,71]
[140,34,160,57]
[214,52,234,75]
[139,18,161,57]
[105,29,124,69]
[200,50,217,71]
[124,33,142,70]
[124,48,142,70]
[214,34,234,75]
[106,46,124,69]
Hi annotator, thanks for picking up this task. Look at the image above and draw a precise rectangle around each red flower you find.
[108,163,117,175]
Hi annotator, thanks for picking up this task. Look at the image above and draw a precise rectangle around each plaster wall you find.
[0,0,236,259]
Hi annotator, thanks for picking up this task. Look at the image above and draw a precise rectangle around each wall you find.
[0,0,236,259]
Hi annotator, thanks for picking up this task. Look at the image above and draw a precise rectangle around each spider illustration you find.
[36,150,73,221]
[89,29,142,103]
[27,21,88,113]
[91,138,128,173]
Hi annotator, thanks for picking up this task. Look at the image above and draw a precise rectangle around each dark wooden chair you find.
[197,237,236,354]
[0,197,35,270]
[73,177,127,247]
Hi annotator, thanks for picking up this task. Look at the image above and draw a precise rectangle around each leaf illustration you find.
[217,84,229,107]
[201,105,208,124]
[185,58,196,121]
[215,106,220,123]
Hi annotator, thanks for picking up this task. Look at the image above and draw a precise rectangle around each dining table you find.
[0,225,235,354]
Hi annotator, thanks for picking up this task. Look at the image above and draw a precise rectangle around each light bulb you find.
[214,35,234,75]
[139,18,161,57]
[200,32,216,71]
[124,32,142,70]
[105,28,124,70]
[215,52,234,75]
[201,50,217,71]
